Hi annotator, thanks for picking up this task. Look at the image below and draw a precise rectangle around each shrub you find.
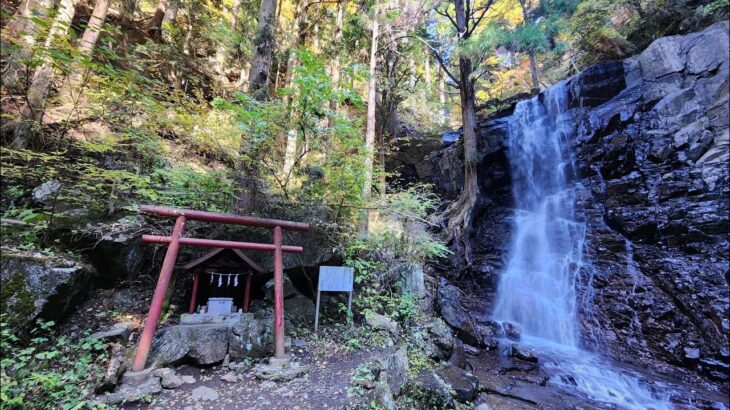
[0,318,110,409]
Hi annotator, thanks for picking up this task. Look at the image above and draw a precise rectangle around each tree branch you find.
[467,0,494,36]
[383,34,460,85]
[433,6,458,30]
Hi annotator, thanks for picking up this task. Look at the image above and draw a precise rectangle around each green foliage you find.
[704,0,729,15]
[0,318,109,409]
[343,185,448,327]
[216,49,366,221]
[514,22,551,53]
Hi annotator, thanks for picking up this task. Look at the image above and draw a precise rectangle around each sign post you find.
[314,266,354,332]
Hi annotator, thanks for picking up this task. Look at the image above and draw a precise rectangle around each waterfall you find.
[492,81,585,346]
[491,83,673,409]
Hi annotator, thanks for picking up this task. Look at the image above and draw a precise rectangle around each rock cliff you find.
[398,22,729,386]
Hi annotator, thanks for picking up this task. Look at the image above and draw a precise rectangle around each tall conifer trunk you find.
[441,0,481,265]
[247,0,278,99]
[327,0,343,129]
[62,0,109,108]
[2,0,56,93]
[11,0,77,148]
[359,10,379,236]
[236,0,279,214]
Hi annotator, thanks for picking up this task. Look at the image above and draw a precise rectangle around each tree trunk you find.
[121,0,137,25]
[11,0,77,149]
[282,0,309,178]
[359,12,379,237]
[148,0,168,41]
[78,0,109,55]
[247,0,278,100]
[518,0,540,92]
[438,63,447,125]
[327,0,343,128]
[527,51,539,91]
[215,0,242,85]
[235,0,279,214]
[442,0,480,266]
[62,0,109,113]
[2,0,55,93]
[313,21,320,52]
[231,0,242,27]
[283,128,297,179]
[161,2,177,42]
[424,52,431,93]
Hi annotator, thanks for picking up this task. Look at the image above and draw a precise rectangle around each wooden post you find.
[189,271,199,313]
[243,271,252,312]
[132,215,186,372]
[273,226,285,358]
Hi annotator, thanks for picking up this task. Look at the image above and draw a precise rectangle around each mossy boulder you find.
[0,248,96,331]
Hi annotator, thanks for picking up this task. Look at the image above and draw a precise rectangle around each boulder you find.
[91,322,133,345]
[395,263,426,297]
[32,180,62,203]
[284,294,316,325]
[96,343,127,393]
[263,274,299,301]
[437,278,480,346]
[0,249,96,331]
[97,377,162,404]
[147,327,190,367]
[410,364,480,406]
[508,344,538,363]
[229,312,274,359]
[252,359,309,381]
[263,275,316,325]
[436,364,481,402]
[160,373,184,389]
[411,368,455,407]
[68,216,152,286]
[375,347,409,396]
[149,324,230,367]
[365,311,401,338]
[368,382,397,410]
[413,318,455,360]
[502,321,522,341]
[187,325,229,365]
[427,318,455,358]
[191,386,219,401]
[358,347,410,407]
[449,339,467,369]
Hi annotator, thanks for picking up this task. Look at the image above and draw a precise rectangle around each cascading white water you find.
[492,82,673,409]
[493,81,585,346]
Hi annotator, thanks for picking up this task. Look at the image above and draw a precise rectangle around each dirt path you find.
[123,344,382,410]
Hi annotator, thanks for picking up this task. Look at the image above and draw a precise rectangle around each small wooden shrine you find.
[183,247,264,314]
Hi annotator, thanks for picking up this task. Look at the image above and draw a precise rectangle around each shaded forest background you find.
[2,0,726,249]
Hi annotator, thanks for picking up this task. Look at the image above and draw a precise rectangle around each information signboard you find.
[314,266,354,332]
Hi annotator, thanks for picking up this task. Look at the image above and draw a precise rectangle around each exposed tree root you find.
[442,164,484,269]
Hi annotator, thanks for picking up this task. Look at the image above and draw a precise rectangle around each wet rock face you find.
[572,21,730,383]
[424,22,729,385]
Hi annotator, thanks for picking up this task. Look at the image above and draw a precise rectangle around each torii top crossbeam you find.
[131,205,309,372]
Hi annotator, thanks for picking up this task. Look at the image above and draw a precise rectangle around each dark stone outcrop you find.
[401,22,729,387]
[0,249,96,330]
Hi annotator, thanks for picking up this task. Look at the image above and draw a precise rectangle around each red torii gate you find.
[131,205,309,372]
